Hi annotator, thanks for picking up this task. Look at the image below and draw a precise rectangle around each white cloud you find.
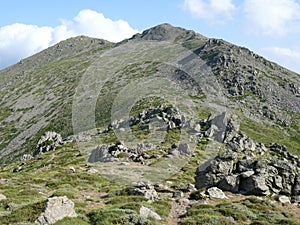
[183,0,236,23]
[244,0,300,35]
[261,46,300,73]
[0,9,138,69]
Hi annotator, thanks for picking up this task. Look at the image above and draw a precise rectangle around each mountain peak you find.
[131,23,192,41]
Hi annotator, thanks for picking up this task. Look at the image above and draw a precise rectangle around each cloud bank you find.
[183,0,236,23]
[243,0,300,36]
[0,9,138,69]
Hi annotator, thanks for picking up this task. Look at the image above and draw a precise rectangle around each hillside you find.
[0,23,299,224]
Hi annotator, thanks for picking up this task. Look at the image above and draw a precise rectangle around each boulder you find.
[36,196,77,224]
[218,175,240,193]
[178,143,191,156]
[88,145,119,163]
[270,160,296,195]
[195,154,236,189]
[206,187,227,199]
[240,175,270,196]
[140,206,161,220]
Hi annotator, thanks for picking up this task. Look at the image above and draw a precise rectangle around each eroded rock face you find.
[36,196,77,224]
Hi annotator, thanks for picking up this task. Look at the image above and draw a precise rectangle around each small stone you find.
[13,166,22,173]
[0,194,7,200]
[69,167,76,173]
[173,191,184,198]
[87,168,98,174]
[140,206,161,220]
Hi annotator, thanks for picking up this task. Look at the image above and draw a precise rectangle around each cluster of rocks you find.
[88,142,159,164]
[34,132,64,156]
[108,105,185,132]
[129,181,159,201]
[88,141,192,165]
[195,115,300,204]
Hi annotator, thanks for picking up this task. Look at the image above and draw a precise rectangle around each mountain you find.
[0,23,299,224]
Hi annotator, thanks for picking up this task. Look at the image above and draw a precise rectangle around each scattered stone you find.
[36,196,77,224]
[139,206,161,220]
[21,154,33,161]
[0,194,6,200]
[173,191,184,198]
[276,195,291,204]
[187,183,197,192]
[12,166,22,173]
[69,167,76,173]
[206,187,227,199]
[87,168,98,174]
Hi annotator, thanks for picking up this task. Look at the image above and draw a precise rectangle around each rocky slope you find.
[0,23,299,224]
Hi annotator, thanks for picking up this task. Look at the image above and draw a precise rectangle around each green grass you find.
[182,197,297,225]
[240,115,300,154]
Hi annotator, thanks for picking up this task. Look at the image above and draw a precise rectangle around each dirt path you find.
[167,199,190,225]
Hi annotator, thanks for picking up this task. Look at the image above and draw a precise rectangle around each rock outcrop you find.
[34,132,64,156]
[195,114,300,202]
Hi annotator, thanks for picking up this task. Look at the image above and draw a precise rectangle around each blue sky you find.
[1,0,300,73]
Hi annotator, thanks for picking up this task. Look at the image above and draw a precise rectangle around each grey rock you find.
[140,206,161,220]
[292,173,300,197]
[206,187,227,199]
[36,196,77,224]
[88,145,119,163]
[129,181,159,201]
[195,154,236,189]
[218,175,240,193]
[240,175,270,196]
[276,195,291,204]
[177,143,191,156]
[240,170,255,179]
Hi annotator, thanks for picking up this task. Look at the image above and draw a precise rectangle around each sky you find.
[0,0,300,73]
